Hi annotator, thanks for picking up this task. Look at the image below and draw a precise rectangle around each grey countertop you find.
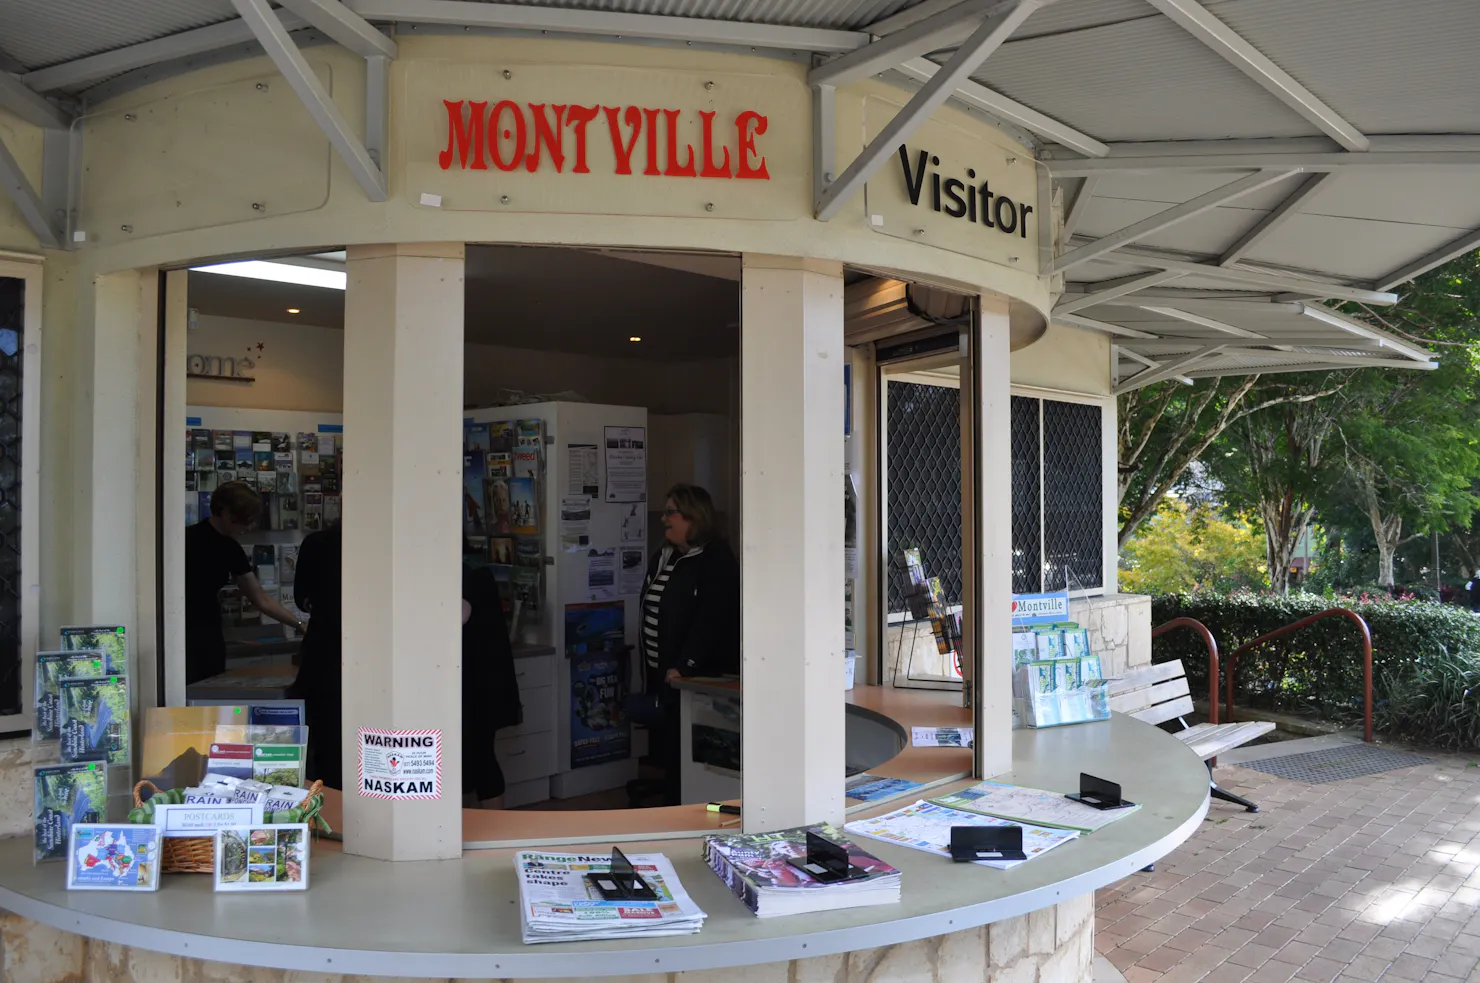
[0,714,1209,979]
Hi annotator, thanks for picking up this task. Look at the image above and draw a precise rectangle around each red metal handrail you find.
[1224,608,1373,743]
[1151,618,1220,726]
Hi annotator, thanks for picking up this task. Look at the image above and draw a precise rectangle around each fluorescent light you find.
[191,260,346,291]
[628,336,642,342]
[286,308,301,314]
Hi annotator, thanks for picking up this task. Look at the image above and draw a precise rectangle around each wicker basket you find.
[133,779,325,874]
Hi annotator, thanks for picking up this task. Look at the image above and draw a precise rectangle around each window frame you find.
[1009,385,1116,599]
[0,256,44,734]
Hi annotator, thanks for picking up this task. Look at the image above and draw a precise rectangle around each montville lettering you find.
[439,100,770,179]
[898,146,1033,238]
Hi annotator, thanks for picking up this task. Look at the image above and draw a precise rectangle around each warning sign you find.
[357,728,442,800]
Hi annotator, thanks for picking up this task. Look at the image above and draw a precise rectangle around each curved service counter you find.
[0,713,1210,981]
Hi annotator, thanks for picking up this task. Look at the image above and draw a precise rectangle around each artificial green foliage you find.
[1151,591,1480,727]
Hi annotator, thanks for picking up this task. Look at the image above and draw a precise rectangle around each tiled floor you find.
[1096,739,1480,983]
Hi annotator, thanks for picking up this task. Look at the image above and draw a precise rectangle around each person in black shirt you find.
[185,481,305,685]
[290,522,343,788]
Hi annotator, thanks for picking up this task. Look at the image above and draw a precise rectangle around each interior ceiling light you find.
[628,335,642,342]
[286,308,301,314]
[191,260,346,290]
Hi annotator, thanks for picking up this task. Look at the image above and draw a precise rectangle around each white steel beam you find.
[278,0,397,58]
[1144,0,1368,152]
[1124,335,1384,352]
[1115,345,1192,385]
[20,14,308,92]
[1182,357,1435,378]
[816,0,1042,221]
[0,137,60,248]
[365,54,389,168]
[1218,172,1332,266]
[1061,176,1099,240]
[895,58,1108,158]
[813,84,836,209]
[1054,312,1158,339]
[1296,303,1434,363]
[1115,346,1223,394]
[343,0,869,53]
[1053,270,1184,316]
[1086,243,1399,305]
[1137,305,1265,339]
[1376,227,1480,292]
[810,0,1011,88]
[232,0,387,201]
[0,72,69,129]
[1052,169,1300,274]
[1050,150,1480,176]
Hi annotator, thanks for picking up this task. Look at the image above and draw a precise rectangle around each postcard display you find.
[464,401,648,800]
[184,408,346,637]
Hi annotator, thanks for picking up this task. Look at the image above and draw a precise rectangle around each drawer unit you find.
[513,655,554,690]
[496,731,558,786]
[509,685,554,738]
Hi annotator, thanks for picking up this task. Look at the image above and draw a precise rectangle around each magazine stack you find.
[514,850,708,944]
[703,824,902,918]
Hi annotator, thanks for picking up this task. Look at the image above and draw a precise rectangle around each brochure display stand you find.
[464,401,648,803]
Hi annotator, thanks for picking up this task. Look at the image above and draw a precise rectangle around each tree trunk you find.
[1355,466,1403,587]
[1376,540,1396,587]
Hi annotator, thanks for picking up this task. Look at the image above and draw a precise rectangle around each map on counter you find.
[845,776,924,802]
[911,726,974,748]
[67,825,161,891]
[930,781,1141,834]
[844,800,1078,870]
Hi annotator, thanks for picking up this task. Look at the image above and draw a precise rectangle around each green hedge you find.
[1151,591,1480,729]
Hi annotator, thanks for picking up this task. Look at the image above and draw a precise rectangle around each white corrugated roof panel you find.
[0,0,240,70]
[450,0,915,29]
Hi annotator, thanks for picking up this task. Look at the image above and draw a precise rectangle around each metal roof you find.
[0,0,1476,390]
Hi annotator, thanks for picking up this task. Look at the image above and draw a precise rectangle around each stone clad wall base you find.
[0,894,1094,983]
[1069,594,1152,679]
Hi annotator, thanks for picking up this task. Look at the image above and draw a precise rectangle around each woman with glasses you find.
[638,483,740,805]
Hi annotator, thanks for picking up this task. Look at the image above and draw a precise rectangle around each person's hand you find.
[665,668,682,683]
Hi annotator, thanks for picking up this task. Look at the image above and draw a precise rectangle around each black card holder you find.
[585,846,659,900]
[950,824,1027,862]
[1064,772,1135,810]
[785,830,871,883]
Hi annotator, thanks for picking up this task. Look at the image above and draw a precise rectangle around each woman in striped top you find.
[638,484,740,804]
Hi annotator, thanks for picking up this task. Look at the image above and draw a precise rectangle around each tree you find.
[1213,379,1343,593]
[1117,377,1337,547]
[1118,499,1266,595]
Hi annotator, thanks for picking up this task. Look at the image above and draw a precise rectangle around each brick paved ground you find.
[1096,746,1480,983]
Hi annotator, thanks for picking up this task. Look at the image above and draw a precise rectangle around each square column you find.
[341,243,465,861]
[740,254,846,832]
[974,295,1014,778]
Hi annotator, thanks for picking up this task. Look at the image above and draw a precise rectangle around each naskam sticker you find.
[357,728,442,799]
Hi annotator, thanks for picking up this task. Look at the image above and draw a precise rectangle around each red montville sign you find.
[438,100,771,180]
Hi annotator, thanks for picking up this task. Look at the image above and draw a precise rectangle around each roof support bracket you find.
[0,135,60,249]
[813,0,1043,221]
[1114,346,1223,395]
[1052,270,1184,316]
[230,0,389,201]
[1217,172,1332,266]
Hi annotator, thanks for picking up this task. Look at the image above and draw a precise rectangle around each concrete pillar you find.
[739,254,846,832]
[975,295,1013,778]
[341,243,465,861]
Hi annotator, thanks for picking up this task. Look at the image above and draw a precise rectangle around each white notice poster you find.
[357,728,442,799]
[619,548,645,595]
[620,503,646,545]
[567,444,599,496]
[603,427,647,503]
[586,548,617,600]
[560,496,592,552]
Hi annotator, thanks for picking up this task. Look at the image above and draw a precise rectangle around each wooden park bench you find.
[1107,659,1274,813]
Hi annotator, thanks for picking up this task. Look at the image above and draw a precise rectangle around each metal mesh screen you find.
[1043,400,1104,591]
[0,278,21,716]
[886,381,961,611]
[1011,396,1042,594]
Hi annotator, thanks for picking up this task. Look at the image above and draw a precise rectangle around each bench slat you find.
[1128,695,1194,726]
[1109,676,1191,715]
[1177,721,1276,759]
[1107,660,1186,698]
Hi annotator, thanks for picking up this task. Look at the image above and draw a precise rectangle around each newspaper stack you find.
[703,824,902,918]
[514,850,707,944]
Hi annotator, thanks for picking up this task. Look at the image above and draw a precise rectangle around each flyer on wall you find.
[560,496,592,552]
[567,444,599,496]
[620,503,646,545]
[603,426,647,503]
[565,602,630,769]
[619,549,645,595]
[586,548,617,600]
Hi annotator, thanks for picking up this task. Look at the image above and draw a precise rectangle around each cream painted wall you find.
[1010,322,1111,395]
[1010,321,1111,396]
[0,109,44,255]
[187,314,345,413]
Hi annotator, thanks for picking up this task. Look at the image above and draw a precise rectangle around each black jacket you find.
[641,539,740,678]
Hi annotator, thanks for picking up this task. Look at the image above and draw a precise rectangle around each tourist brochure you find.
[206,742,254,781]
[703,824,902,918]
[33,650,106,741]
[252,744,305,787]
[845,776,924,802]
[33,762,107,863]
[515,850,706,943]
[214,823,310,891]
[67,823,161,892]
[58,675,131,765]
[59,625,128,676]
[911,726,974,748]
[844,800,1079,870]
[929,781,1140,834]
